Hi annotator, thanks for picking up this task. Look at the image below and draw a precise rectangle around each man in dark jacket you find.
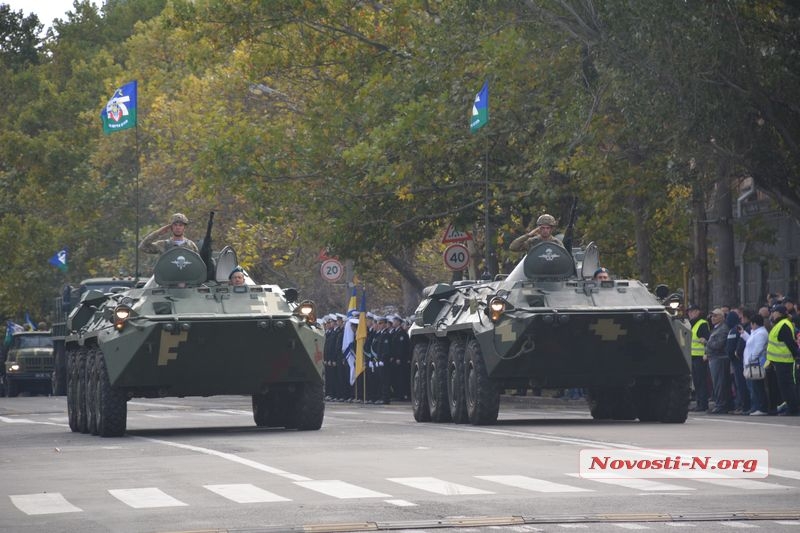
[705,308,731,414]
[725,310,751,414]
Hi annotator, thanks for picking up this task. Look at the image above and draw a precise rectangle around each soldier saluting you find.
[508,214,562,252]
[139,213,199,255]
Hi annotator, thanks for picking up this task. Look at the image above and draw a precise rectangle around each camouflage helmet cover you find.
[536,214,556,227]
[170,213,189,224]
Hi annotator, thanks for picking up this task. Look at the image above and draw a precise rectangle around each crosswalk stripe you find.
[385,499,417,507]
[476,475,591,493]
[10,493,82,515]
[108,488,188,508]
[718,522,759,528]
[663,524,697,528]
[294,480,391,499]
[696,478,791,490]
[566,473,691,492]
[613,524,651,530]
[388,477,493,495]
[204,484,290,503]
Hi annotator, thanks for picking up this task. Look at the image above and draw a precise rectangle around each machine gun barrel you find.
[199,211,215,280]
[562,196,578,254]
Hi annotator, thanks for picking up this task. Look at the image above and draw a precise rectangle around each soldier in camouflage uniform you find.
[139,213,199,254]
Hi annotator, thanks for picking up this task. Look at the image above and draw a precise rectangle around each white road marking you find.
[663,524,697,528]
[138,437,311,481]
[696,478,792,490]
[385,499,417,507]
[566,473,691,492]
[294,480,391,499]
[613,525,651,530]
[717,522,758,528]
[769,468,800,481]
[10,493,82,515]
[128,401,192,409]
[108,488,187,508]
[388,477,493,495]
[477,475,591,493]
[142,413,180,419]
[204,483,290,503]
[210,409,252,416]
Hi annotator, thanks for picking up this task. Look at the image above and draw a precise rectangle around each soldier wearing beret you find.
[139,213,199,255]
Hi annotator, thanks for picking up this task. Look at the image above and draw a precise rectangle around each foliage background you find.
[1,0,798,324]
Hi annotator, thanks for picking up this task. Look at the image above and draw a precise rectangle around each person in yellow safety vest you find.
[766,304,799,416]
[687,304,711,412]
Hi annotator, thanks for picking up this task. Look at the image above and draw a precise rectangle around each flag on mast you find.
[101,80,138,134]
[48,248,68,272]
[355,288,367,380]
[470,80,489,133]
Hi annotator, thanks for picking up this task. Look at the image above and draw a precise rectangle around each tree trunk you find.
[632,194,652,285]
[712,161,737,307]
[690,184,709,311]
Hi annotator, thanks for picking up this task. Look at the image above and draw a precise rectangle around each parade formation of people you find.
[321,311,411,404]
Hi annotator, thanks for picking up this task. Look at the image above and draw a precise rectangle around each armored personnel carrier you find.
[64,218,324,437]
[409,240,691,425]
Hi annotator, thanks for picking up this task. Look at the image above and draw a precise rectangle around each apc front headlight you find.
[113,304,133,330]
[486,296,507,322]
[9,363,20,372]
[295,300,317,325]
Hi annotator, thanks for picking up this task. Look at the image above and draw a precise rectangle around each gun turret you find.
[199,211,215,280]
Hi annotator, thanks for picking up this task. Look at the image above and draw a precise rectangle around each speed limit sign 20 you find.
[443,244,470,271]
[320,258,344,282]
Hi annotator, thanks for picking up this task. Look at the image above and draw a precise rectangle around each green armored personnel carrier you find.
[409,241,691,425]
[64,221,324,437]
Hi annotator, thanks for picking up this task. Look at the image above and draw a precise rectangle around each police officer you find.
[139,213,199,254]
[323,315,337,400]
[766,304,799,416]
[508,214,563,252]
[687,304,710,412]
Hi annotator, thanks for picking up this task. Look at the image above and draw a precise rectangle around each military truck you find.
[51,277,138,395]
[64,222,324,437]
[2,331,55,397]
[408,241,691,425]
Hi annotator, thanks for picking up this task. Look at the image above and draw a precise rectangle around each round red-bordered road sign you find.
[443,243,470,271]
[320,258,344,282]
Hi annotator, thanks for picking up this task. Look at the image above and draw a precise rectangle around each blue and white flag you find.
[102,80,137,134]
[49,248,67,272]
[470,80,489,133]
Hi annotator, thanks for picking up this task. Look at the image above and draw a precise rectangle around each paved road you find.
[1,395,799,532]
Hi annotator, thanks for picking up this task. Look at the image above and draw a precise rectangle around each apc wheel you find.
[253,389,289,428]
[410,342,431,422]
[252,394,270,427]
[661,374,690,423]
[85,349,98,435]
[76,349,88,433]
[464,338,499,425]
[51,349,67,396]
[447,339,469,424]
[66,349,79,432]
[4,376,19,398]
[95,349,127,437]
[426,340,451,423]
[588,387,636,420]
[288,381,325,431]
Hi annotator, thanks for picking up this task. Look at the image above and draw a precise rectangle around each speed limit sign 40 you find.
[320,258,344,282]
[443,243,470,271]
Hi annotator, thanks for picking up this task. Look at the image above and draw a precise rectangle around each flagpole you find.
[135,124,141,280]
[484,146,493,278]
